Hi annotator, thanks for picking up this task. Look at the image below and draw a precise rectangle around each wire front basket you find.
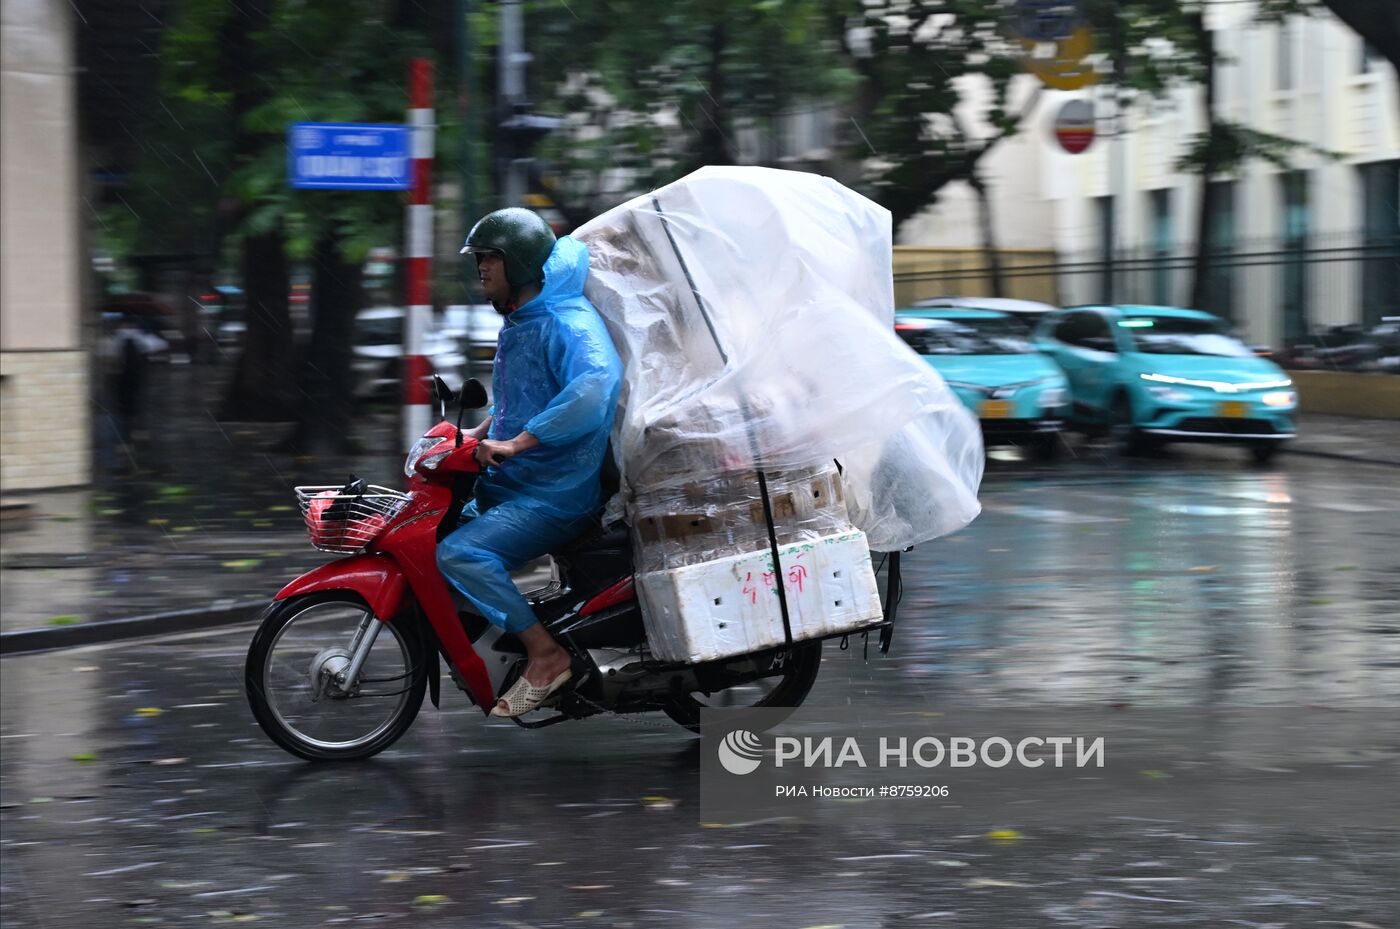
[295,484,410,553]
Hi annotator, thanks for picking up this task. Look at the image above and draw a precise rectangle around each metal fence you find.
[893,232,1400,352]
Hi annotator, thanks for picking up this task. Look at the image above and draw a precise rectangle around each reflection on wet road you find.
[2,454,1397,926]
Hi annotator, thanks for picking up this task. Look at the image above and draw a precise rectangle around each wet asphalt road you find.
[2,450,1398,927]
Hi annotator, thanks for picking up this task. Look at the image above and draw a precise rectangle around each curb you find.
[1282,446,1400,468]
[0,600,268,656]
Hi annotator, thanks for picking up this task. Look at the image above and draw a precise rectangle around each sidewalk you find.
[1283,412,1400,466]
[3,371,1398,654]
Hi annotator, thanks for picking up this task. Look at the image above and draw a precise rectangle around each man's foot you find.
[491,664,573,718]
[492,648,572,716]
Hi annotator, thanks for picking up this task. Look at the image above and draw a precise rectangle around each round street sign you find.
[1054,99,1096,154]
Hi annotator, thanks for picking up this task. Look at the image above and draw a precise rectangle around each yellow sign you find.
[1019,27,1098,91]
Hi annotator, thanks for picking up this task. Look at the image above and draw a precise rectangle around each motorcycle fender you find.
[274,554,409,621]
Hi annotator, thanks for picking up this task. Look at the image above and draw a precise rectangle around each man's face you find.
[475,252,511,311]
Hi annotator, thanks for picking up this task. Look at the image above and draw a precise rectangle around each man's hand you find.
[474,431,540,467]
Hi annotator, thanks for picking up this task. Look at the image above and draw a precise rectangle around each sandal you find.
[490,668,573,718]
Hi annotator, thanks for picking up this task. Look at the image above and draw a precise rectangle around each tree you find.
[524,0,860,218]
[128,0,460,451]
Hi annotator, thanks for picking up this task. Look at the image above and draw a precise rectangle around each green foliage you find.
[1174,121,1342,175]
[526,0,860,215]
[122,0,461,266]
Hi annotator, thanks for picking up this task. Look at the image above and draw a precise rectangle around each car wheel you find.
[1248,442,1282,465]
[1030,433,1060,462]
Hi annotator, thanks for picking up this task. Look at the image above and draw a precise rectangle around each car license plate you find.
[981,400,1013,419]
[1218,401,1248,419]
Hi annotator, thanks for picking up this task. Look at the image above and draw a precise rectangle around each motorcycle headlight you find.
[1262,391,1297,408]
[1039,387,1066,408]
[1147,385,1192,402]
[404,436,446,477]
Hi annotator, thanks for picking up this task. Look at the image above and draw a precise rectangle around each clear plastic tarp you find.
[575,166,983,552]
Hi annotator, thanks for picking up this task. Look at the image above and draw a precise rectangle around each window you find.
[1281,171,1309,342]
[1359,160,1400,327]
[1150,189,1173,305]
[1202,181,1236,321]
[1055,311,1116,352]
[1277,19,1294,91]
[1096,196,1115,303]
[1120,315,1254,357]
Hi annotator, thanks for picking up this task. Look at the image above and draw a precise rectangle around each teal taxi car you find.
[896,307,1068,459]
[1033,305,1297,462]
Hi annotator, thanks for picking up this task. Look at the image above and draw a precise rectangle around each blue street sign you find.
[288,122,412,190]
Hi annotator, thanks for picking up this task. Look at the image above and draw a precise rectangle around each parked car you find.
[1275,319,1400,374]
[1033,304,1297,463]
[896,307,1069,459]
[352,306,467,401]
[194,285,246,350]
[913,296,1059,332]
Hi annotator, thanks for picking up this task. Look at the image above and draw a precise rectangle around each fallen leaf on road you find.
[568,885,612,891]
[71,752,97,763]
[641,795,675,810]
[221,559,263,571]
[148,518,169,527]
[152,757,188,766]
[1188,565,1216,573]
[412,895,451,907]
[966,878,1028,888]
[492,896,533,905]
[984,830,1024,842]
[46,616,81,626]
[135,707,164,717]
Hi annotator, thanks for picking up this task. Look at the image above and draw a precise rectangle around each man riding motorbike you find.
[440,208,624,717]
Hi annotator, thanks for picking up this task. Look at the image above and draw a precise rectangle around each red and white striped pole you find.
[403,57,435,447]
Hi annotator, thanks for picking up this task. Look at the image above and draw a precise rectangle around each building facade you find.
[1046,2,1400,347]
[1,0,89,491]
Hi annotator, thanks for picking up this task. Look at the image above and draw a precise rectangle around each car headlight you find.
[404,436,448,477]
[1146,385,1193,402]
[1261,391,1296,408]
[1038,387,1066,408]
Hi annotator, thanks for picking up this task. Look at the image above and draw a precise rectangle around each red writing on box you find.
[741,553,810,605]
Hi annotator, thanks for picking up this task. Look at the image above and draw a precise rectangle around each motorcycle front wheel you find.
[245,592,428,761]
[663,640,823,734]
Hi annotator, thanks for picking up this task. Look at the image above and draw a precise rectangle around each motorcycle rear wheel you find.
[663,640,823,734]
[245,592,428,761]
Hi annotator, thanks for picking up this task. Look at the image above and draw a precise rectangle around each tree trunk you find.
[288,225,362,456]
[1188,11,1219,313]
[969,172,1006,298]
[697,21,732,166]
[219,0,300,419]
[221,226,297,420]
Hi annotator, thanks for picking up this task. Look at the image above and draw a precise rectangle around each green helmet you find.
[459,208,556,288]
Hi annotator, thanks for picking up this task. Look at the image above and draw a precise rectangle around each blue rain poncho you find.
[476,235,624,522]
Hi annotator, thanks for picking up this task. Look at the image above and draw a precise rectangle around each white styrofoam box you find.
[635,530,884,664]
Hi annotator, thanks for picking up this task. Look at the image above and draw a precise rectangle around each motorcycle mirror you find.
[459,378,488,411]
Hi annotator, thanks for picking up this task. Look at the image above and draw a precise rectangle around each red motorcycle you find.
[246,379,896,761]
